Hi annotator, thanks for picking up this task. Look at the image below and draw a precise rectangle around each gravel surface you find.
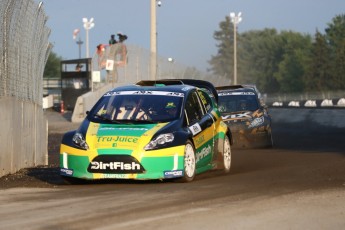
[0,108,344,230]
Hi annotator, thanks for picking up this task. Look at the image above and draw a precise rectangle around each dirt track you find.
[0,108,344,230]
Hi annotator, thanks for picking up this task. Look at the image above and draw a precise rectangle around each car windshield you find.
[218,92,259,113]
[89,90,184,123]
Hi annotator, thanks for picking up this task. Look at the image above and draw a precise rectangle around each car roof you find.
[136,79,219,102]
[108,84,191,93]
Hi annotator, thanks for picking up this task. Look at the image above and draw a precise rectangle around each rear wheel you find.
[222,135,232,173]
[179,140,196,182]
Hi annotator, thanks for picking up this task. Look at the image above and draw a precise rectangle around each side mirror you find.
[205,116,213,128]
[200,114,214,129]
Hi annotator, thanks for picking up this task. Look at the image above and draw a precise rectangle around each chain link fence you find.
[0,0,51,177]
[71,45,230,122]
[91,44,229,89]
[0,0,51,104]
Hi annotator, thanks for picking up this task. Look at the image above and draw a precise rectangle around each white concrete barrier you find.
[272,102,283,107]
[43,95,54,109]
[337,98,345,107]
[321,99,333,107]
[288,101,300,107]
[304,100,317,107]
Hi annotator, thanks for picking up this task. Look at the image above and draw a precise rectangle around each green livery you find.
[60,79,232,183]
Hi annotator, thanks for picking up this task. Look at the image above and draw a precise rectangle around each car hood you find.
[84,121,171,150]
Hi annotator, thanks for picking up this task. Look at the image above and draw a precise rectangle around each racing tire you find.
[178,140,196,182]
[222,135,232,173]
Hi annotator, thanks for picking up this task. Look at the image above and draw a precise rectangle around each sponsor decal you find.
[220,122,228,128]
[219,92,255,96]
[97,125,154,137]
[103,174,127,179]
[189,123,202,136]
[104,91,184,97]
[164,170,183,178]
[196,144,212,162]
[195,135,205,146]
[197,91,208,106]
[182,86,192,91]
[88,155,144,174]
[60,168,73,176]
[99,127,149,131]
[91,161,141,170]
[249,117,264,128]
[103,91,120,97]
[222,112,252,120]
[166,92,185,97]
[97,136,138,143]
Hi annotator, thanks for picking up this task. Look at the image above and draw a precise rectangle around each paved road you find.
[0,108,344,230]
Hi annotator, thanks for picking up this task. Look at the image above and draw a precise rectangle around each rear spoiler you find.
[136,79,219,102]
[216,85,245,91]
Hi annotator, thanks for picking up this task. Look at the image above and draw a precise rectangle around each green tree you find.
[208,16,234,82]
[240,29,282,93]
[43,51,62,79]
[274,31,311,93]
[209,14,345,93]
[304,31,332,92]
[325,14,345,89]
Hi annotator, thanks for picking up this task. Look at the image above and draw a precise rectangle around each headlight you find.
[72,132,89,150]
[144,133,174,150]
[249,117,264,128]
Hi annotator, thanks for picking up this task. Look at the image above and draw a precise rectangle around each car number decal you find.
[188,123,202,136]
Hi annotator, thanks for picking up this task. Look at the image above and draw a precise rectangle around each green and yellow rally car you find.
[60,79,232,183]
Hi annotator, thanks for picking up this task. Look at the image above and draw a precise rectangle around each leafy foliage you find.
[43,51,62,79]
[209,14,345,93]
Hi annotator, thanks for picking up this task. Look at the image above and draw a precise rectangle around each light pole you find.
[168,57,174,78]
[150,0,161,80]
[76,38,83,59]
[82,17,95,58]
[230,12,242,85]
[150,0,157,80]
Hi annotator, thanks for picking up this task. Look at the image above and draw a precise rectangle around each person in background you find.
[106,32,128,85]
[115,32,128,67]
[96,44,106,69]
[75,63,83,72]
[109,34,116,45]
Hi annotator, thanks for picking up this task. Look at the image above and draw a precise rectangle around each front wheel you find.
[179,140,196,182]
